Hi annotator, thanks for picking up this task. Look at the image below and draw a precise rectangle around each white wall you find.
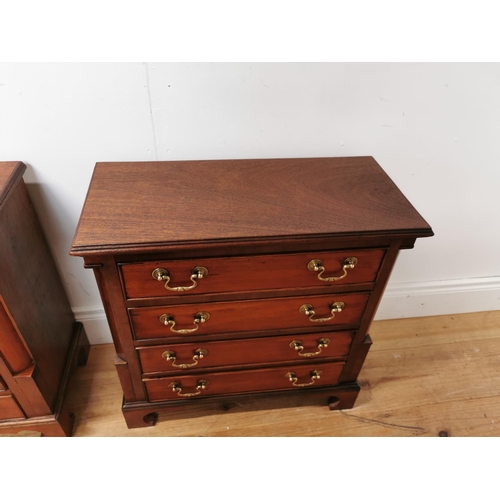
[1,62,499,343]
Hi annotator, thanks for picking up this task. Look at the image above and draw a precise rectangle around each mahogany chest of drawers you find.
[0,162,89,436]
[70,157,433,429]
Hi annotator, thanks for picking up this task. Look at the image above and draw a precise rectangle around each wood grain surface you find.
[0,162,90,436]
[70,157,433,255]
[137,330,354,374]
[144,361,345,401]
[64,310,500,436]
[0,161,25,207]
[0,393,24,419]
[0,174,75,411]
[129,292,369,340]
[120,248,385,298]
[0,298,33,373]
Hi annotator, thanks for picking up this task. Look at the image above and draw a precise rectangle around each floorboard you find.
[65,310,500,437]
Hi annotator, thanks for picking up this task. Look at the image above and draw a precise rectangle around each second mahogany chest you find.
[0,162,89,436]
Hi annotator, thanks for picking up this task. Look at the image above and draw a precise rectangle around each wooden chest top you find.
[70,156,433,255]
[0,162,26,209]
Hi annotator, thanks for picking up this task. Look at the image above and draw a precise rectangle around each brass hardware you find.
[299,302,344,322]
[289,338,330,357]
[307,257,357,282]
[159,311,210,334]
[162,348,209,369]
[285,370,323,387]
[169,379,209,397]
[152,266,208,292]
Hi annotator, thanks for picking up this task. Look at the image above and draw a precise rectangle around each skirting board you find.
[375,276,500,320]
[71,308,112,345]
[73,276,500,345]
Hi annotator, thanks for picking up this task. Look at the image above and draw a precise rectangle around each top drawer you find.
[120,248,385,299]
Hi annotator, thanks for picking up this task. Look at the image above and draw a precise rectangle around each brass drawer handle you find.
[299,302,344,322]
[289,338,330,357]
[285,370,322,387]
[159,311,210,334]
[162,348,208,369]
[152,266,208,292]
[169,379,209,397]
[307,257,357,282]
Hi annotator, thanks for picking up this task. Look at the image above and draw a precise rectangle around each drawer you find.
[138,330,354,374]
[120,249,385,299]
[144,360,345,402]
[0,394,24,419]
[129,292,369,340]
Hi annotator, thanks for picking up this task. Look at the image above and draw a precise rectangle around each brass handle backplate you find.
[152,266,208,292]
[162,348,208,369]
[299,302,345,322]
[285,370,323,387]
[289,338,330,357]
[159,311,210,334]
[169,379,209,397]
[307,257,357,282]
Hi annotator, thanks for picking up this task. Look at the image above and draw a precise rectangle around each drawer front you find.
[120,249,385,299]
[129,292,369,340]
[0,394,24,419]
[144,361,345,402]
[138,330,354,374]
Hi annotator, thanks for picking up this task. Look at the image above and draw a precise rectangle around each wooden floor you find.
[65,310,500,437]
